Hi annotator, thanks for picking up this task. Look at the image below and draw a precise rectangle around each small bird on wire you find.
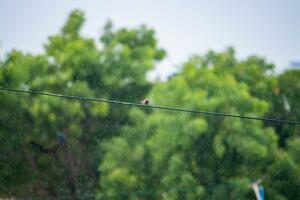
[141,99,150,105]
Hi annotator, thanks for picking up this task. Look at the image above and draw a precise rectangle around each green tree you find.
[0,9,165,199]
[267,69,300,145]
[1,9,299,200]
[190,47,277,101]
[264,68,300,200]
[98,52,278,199]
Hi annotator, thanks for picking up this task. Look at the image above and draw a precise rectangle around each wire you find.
[0,86,299,125]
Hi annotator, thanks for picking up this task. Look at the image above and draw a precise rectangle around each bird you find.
[141,99,150,105]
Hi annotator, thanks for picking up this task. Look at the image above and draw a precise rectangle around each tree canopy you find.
[0,9,299,200]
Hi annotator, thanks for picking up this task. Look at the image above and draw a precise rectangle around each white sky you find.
[0,0,299,79]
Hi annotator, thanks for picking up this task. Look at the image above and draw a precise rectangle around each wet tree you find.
[0,9,165,199]
[98,50,300,199]
[0,10,299,200]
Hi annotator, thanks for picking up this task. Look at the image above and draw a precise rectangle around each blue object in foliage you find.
[57,132,66,146]
[259,185,265,200]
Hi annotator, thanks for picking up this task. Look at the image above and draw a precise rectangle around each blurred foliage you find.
[0,9,165,199]
[99,53,278,199]
[0,9,299,200]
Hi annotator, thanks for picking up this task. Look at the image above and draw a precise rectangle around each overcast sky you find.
[0,0,299,79]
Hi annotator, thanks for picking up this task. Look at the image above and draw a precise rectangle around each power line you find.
[0,87,299,125]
